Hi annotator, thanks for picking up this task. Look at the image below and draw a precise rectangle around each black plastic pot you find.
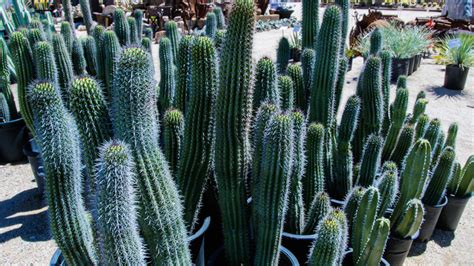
[444,65,470,90]
[383,231,419,266]
[0,118,27,163]
[291,48,301,62]
[23,138,45,195]
[407,56,415,75]
[436,194,471,231]
[342,249,390,266]
[415,54,422,70]
[207,245,299,266]
[276,9,294,19]
[391,58,410,83]
[416,195,448,243]
[281,231,316,263]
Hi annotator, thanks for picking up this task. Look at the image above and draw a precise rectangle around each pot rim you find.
[343,249,390,266]
[188,216,211,242]
[390,229,420,241]
[447,193,472,200]
[0,117,24,127]
[282,231,317,240]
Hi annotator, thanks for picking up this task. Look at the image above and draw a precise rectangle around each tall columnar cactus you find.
[96,141,146,265]
[448,155,474,197]
[163,108,184,175]
[69,76,112,191]
[390,139,431,226]
[175,35,193,113]
[61,0,75,35]
[144,27,153,40]
[9,32,35,133]
[177,37,217,229]
[103,30,121,97]
[28,28,46,48]
[33,41,57,85]
[158,37,176,115]
[0,92,10,122]
[356,134,383,187]
[304,191,331,234]
[111,47,190,264]
[214,30,226,54]
[254,114,294,266]
[353,56,383,161]
[93,25,106,82]
[214,0,255,263]
[382,88,409,160]
[253,57,279,109]
[141,37,152,54]
[369,28,383,55]
[444,122,458,149]
[28,81,96,264]
[127,17,138,44]
[409,98,428,125]
[423,118,441,156]
[335,0,350,53]
[446,161,462,196]
[329,208,348,265]
[72,38,87,76]
[334,95,361,200]
[414,113,429,140]
[114,9,130,46]
[304,123,325,208]
[276,36,290,74]
[343,186,366,228]
[308,215,344,266]
[301,48,315,112]
[206,12,217,39]
[51,34,74,101]
[380,51,392,133]
[278,75,294,111]
[390,124,415,166]
[213,6,226,29]
[308,6,342,127]
[393,199,424,238]
[133,9,144,41]
[356,217,390,266]
[423,147,456,206]
[79,0,94,34]
[287,64,305,112]
[82,37,98,76]
[60,22,74,53]
[302,0,319,49]
[164,21,181,63]
[352,187,379,263]
[431,131,446,169]
[334,57,348,114]
[0,41,16,116]
[376,164,399,217]
[286,111,306,234]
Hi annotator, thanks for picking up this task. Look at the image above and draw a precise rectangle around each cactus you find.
[51,34,74,101]
[409,98,428,125]
[376,164,399,217]
[278,75,294,111]
[276,36,290,74]
[79,0,94,34]
[303,123,325,209]
[163,108,184,175]
[177,37,217,229]
[382,88,409,160]
[27,28,46,48]
[287,64,304,112]
[431,130,445,168]
[396,75,407,90]
[286,111,306,234]
[28,81,96,264]
[423,118,441,157]
[414,113,429,139]
[356,134,383,187]
[111,47,190,264]
[301,48,315,112]
[0,92,10,122]
[141,37,152,54]
[380,51,392,133]
[158,37,176,115]
[334,57,348,114]
[96,141,146,265]
[213,6,226,29]
[103,30,121,97]
[72,38,87,76]
[356,218,390,266]
[308,6,342,127]
[253,114,294,266]
[335,0,350,54]
[214,30,226,54]
[423,147,456,206]
[81,37,98,76]
[453,156,474,197]
[308,215,344,266]
[304,192,331,234]
[393,199,424,238]
[144,27,153,40]
[61,0,75,34]
[127,17,138,45]
[60,22,74,54]
[446,161,462,196]
[390,124,415,166]
[114,9,130,46]
[390,139,431,226]
[133,9,144,41]
[206,12,217,39]
[93,25,106,82]
[214,0,255,263]
[164,21,181,63]
[444,122,458,149]
[302,0,319,49]
[0,41,16,116]
[343,186,366,228]
[369,28,382,55]
[33,41,57,85]
[253,57,279,109]
[175,36,193,113]
[352,187,379,262]
[328,208,349,265]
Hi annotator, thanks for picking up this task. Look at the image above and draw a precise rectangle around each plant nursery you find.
[0,0,473,265]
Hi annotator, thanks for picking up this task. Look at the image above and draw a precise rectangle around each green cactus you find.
[302,0,319,49]
[51,34,74,101]
[28,81,96,264]
[334,57,348,114]
[409,98,428,125]
[308,216,344,266]
[127,17,138,45]
[304,191,331,234]
[452,156,474,197]
[164,21,181,63]
[0,40,16,116]
[61,0,75,34]
[276,36,290,74]
[0,93,10,122]
[356,217,390,266]
[133,9,144,41]
[376,164,399,217]
[96,141,146,265]
[206,12,217,39]
[81,37,98,76]
[304,123,325,209]
[111,47,191,264]
[163,108,184,175]
[158,37,176,115]
[328,208,349,265]
[352,187,379,262]
[393,199,424,238]
[415,113,429,140]
[382,88,409,161]
[423,118,441,157]
[287,65,304,112]
[144,27,153,40]
[423,147,456,206]
[72,38,87,76]
[336,0,350,54]
[141,37,152,54]
[79,0,94,34]
[380,51,392,134]
[301,48,315,112]
[278,75,294,111]
[446,161,462,196]
[175,35,193,113]
[369,28,383,55]
[93,25,106,82]
[103,30,121,97]
[214,0,255,263]
[444,122,458,149]
[343,186,366,228]
[416,90,426,100]
[214,30,226,54]
[356,134,383,187]
[60,22,74,54]
[253,114,294,266]
[27,28,46,49]
[390,139,431,227]
[33,41,57,85]
[114,9,130,46]
[309,6,342,127]
[431,130,446,168]
[177,36,217,229]
[213,6,226,29]
[254,57,279,109]
[396,75,407,90]
[390,124,415,166]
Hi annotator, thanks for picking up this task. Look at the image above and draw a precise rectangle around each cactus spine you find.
[163,108,184,175]
[127,17,138,45]
[304,191,331,234]
[445,122,458,148]
[390,124,414,167]
[34,41,57,84]
[0,40,16,116]
[302,0,319,49]
[423,118,441,155]
[60,22,74,53]
[133,9,144,41]
[343,186,366,228]
[93,25,106,82]
[114,9,130,46]
[96,141,146,265]
[356,217,390,266]
[72,38,87,76]
[301,48,315,112]
[352,187,379,263]
[369,28,382,55]
[253,57,279,109]
[206,12,217,39]
[415,113,430,140]
[334,57,348,114]
[276,36,290,74]
[103,30,121,97]
[376,164,399,217]
[382,88,409,161]
[52,34,74,101]
[356,134,383,187]
[62,0,75,35]
[175,36,193,113]
[164,21,181,63]
[393,199,424,238]
[278,75,294,111]
[423,147,456,206]
[82,37,98,76]
[304,123,325,208]
[28,28,46,48]
[288,64,305,111]
[380,51,392,133]
[158,37,176,115]
[410,98,428,125]
[308,216,344,266]
[79,0,94,34]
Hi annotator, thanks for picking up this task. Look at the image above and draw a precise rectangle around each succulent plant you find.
[393,199,424,238]
[33,42,57,87]
[213,6,226,29]
[369,28,383,55]
[60,22,74,53]
[254,57,279,109]
[206,12,217,39]
[304,123,325,209]
[352,187,379,263]
[72,38,87,76]
[389,124,415,167]
[163,108,184,175]
[51,34,74,101]
[301,48,315,111]
[302,0,319,49]
[444,122,458,149]
[81,36,98,76]
[127,17,138,45]
[114,9,129,46]
[376,163,399,217]
[334,57,348,114]
[382,88,409,161]
[141,37,152,54]
[380,51,392,133]
[308,215,345,266]
[158,37,176,115]
[287,64,305,112]
[0,92,10,122]
[103,30,121,97]
[304,191,331,234]
[164,21,181,63]
[356,134,383,187]
[61,0,75,34]
[423,118,442,156]
[276,36,290,74]
[278,75,294,111]
[175,36,193,113]
[449,155,474,197]
[409,98,428,125]
[423,147,456,206]
[356,217,390,266]
[446,161,462,196]
[214,30,226,54]
[93,25,106,82]
[27,28,46,48]
[0,40,16,116]
[79,0,94,34]
[344,186,366,229]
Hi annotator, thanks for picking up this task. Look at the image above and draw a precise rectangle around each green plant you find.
[380,51,392,134]
[114,9,130,46]
[33,41,57,84]
[141,37,152,54]
[392,199,424,238]
[423,147,456,206]
[103,30,121,97]
[0,40,17,116]
[289,31,302,50]
[278,75,294,111]
[213,7,226,29]
[60,22,74,53]
[28,28,46,48]
[287,64,304,111]
[447,155,474,197]
[409,98,428,125]
[336,0,350,54]
[81,37,98,76]
[415,113,430,140]
[254,57,279,109]
[93,25,106,83]
[164,21,181,63]
[376,163,399,217]
[158,37,176,115]
[300,48,315,112]
[382,88,409,161]
[308,214,345,266]
[344,186,366,228]
[356,134,383,187]
[133,9,143,41]
[369,28,383,55]
[304,192,331,234]
[96,141,146,265]
[0,93,10,122]
[79,0,94,34]
[51,34,74,101]
[356,217,390,266]
[72,38,87,76]
[214,30,226,54]
[163,108,184,175]
[423,118,442,157]
[206,12,217,39]
[127,17,138,45]
[62,0,75,33]
[277,36,290,74]
[144,27,153,40]
[444,122,458,149]
[334,57,348,114]
[302,0,319,49]
[175,36,193,113]
[435,33,474,69]
[389,124,415,167]
[304,123,325,209]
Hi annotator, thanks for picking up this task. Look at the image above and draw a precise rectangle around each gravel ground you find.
[1,7,473,265]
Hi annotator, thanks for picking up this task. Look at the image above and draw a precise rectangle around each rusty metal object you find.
[349,9,401,47]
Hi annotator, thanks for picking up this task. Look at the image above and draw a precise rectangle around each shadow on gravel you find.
[426,86,467,100]
[409,242,427,257]
[0,188,50,244]
[408,229,455,257]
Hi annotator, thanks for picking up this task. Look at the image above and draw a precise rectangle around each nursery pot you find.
[281,231,316,263]
[436,194,471,231]
[342,249,390,266]
[443,65,469,90]
[391,58,409,83]
[276,9,294,19]
[207,246,299,266]
[414,54,422,70]
[407,56,416,75]
[383,230,419,266]
[0,118,27,163]
[416,196,448,243]
[23,138,45,195]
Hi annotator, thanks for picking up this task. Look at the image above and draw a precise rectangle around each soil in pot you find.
[436,194,471,231]
[0,118,27,163]
[342,250,389,266]
[281,231,316,263]
[383,231,419,266]
[444,65,469,90]
[417,195,448,243]
[207,246,299,266]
